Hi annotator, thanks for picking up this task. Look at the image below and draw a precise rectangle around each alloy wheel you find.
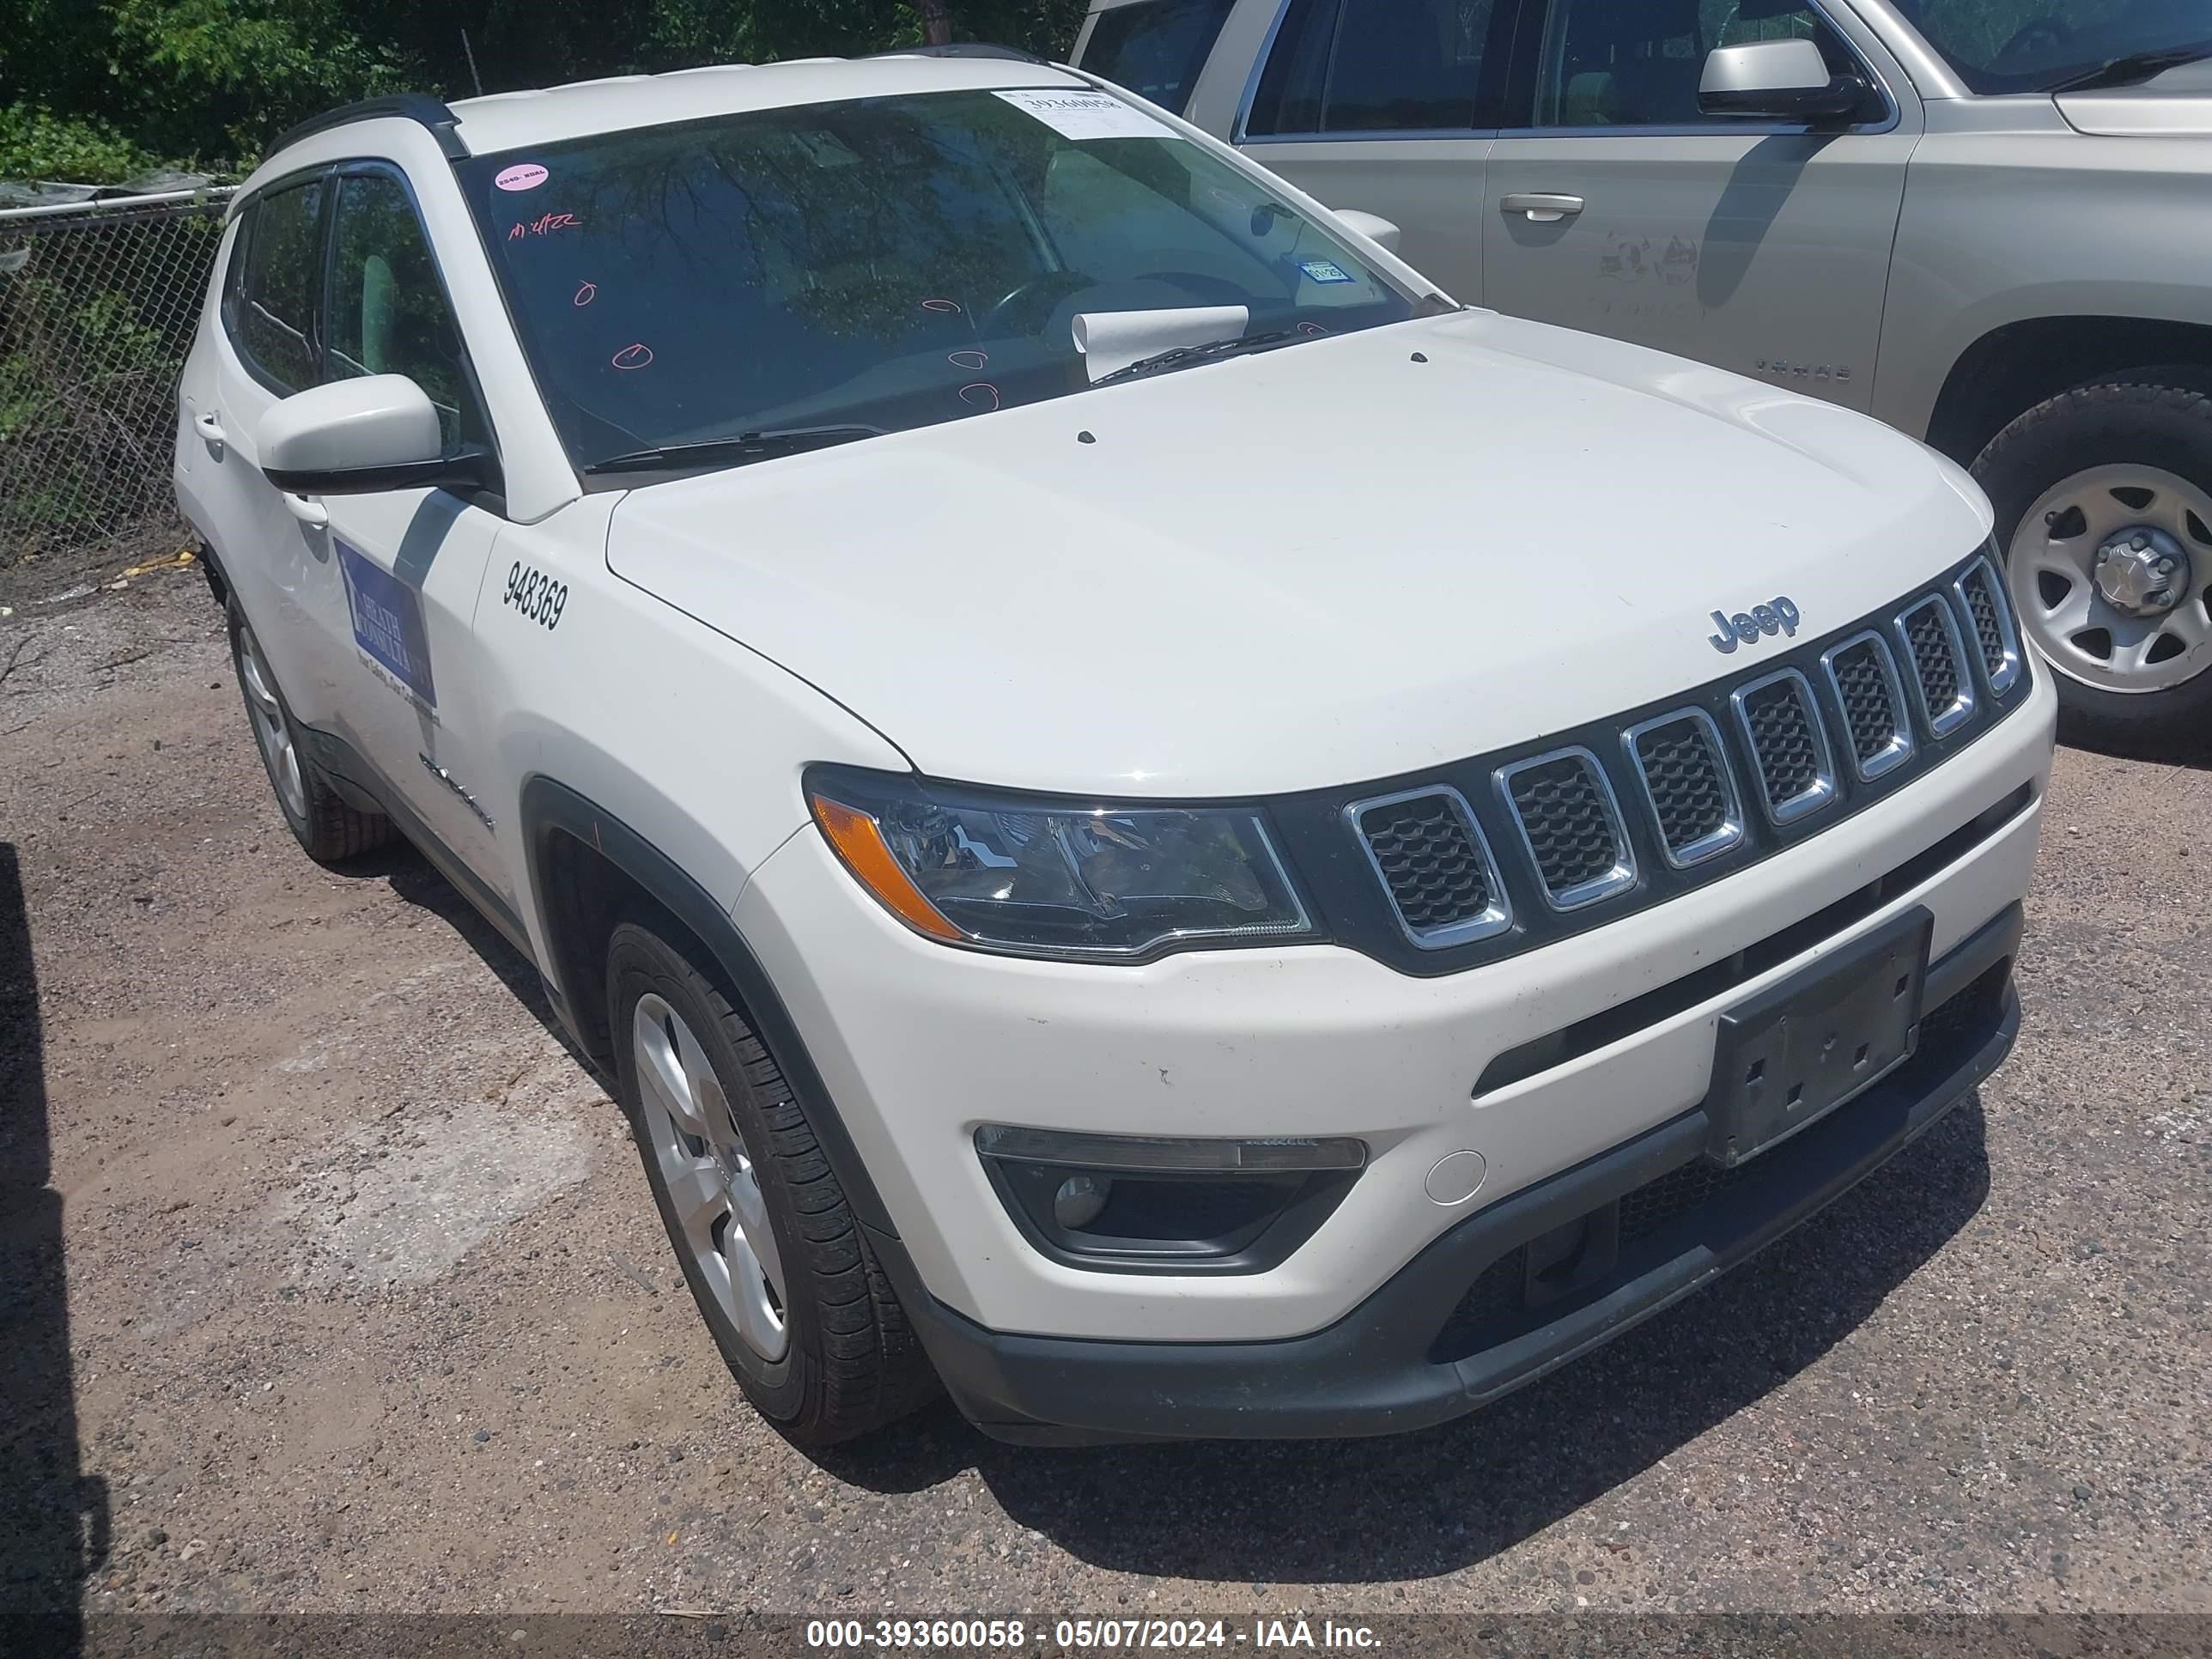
[235,619,307,822]
[632,992,789,1363]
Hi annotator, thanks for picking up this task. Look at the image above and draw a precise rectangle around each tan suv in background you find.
[1074,0,2212,747]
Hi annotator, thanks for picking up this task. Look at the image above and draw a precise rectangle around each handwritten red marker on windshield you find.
[611,343,653,370]
[508,211,581,240]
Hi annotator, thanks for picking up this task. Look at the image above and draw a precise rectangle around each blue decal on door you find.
[336,538,436,708]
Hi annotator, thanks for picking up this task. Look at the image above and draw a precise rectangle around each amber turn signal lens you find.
[810,794,963,941]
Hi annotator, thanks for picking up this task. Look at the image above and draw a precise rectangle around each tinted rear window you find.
[1078,0,1238,112]
[1247,0,1495,135]
[226,179,325,393]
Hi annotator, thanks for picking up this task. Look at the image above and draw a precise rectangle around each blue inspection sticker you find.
[336,538,436,709]
[1299,259,1355,284]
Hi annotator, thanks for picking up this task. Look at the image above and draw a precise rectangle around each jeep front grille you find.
[1304,548,2032,976]
[1625,711,1741,868]
[1954,558,2021,696]
[1498,748,1635,910]
[1898,595,1975,737]
[1348,787,1508,949]
[1733,669,1836,824]
[1820,632,1913,782]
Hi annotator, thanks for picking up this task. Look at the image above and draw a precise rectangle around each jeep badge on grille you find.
[1709,597,1802,653]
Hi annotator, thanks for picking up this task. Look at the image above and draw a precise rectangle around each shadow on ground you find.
[0,842,108,1653]
[338,842,590,1071]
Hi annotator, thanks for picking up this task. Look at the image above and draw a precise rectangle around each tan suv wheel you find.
[1975,368,2212,750]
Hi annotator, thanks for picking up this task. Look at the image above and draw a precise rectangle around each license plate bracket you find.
[1705,906,1931,1169]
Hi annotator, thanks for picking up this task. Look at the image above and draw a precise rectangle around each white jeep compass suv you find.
[175,50,2056,1445]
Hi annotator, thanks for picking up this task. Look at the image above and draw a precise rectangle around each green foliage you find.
[111,0,416,163]
[0,107,153,187]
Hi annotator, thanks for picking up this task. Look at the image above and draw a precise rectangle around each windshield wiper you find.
[2047,42,2212,93]
[1091,330,1298,388]
[587,423,884,473]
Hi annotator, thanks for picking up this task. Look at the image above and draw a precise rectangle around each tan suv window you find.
[1534,0,1863,127]
[1247,0,1496,135]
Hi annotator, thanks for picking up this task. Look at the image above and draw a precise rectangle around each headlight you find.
[805,766,1315,960]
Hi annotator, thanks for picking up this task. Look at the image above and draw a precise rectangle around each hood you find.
[608,310,1990,798]
[2058,58,2212,135]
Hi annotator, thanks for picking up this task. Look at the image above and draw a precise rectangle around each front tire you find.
[226,599,394,863]
[1972,369,2212,750]
[605,920,937,1445]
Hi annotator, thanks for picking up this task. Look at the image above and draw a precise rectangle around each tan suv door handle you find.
[1503,193,1585,223]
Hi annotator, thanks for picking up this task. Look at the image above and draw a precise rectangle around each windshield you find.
[1893,0,2212,93]
[459,88,1416,476]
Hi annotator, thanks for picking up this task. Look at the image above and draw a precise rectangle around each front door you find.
[1229,0,1506,301]
[309,166,514,907]
[1480,0,1915,410]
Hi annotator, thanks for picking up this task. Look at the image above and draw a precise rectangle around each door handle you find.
[1503,193,1585,223]
[283,493,329,528]
[194,410,227,453]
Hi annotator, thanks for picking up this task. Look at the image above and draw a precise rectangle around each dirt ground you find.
[1,571,2208,1632]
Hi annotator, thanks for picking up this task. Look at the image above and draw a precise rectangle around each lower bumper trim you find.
[884,902,2024,1445]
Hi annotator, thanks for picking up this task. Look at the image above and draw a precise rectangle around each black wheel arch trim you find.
[516,777,902,1239]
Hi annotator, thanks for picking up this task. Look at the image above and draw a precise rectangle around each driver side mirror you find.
[1331,209,1401,254]
[259,374,489,496]
[1698,38,1867,124]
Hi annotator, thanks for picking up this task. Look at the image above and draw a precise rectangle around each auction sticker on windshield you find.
[993,88,1176,142]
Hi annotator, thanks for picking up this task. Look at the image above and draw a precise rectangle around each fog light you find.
[1053,1174,1112,1231]
[974,1127,1365,1173]
[975,1127,1367,1274]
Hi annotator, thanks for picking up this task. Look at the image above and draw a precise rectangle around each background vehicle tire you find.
[1972,368,2212,750]
[605,919,938,1446]
[226,598,395,862]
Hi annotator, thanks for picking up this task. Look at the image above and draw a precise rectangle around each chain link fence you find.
[0,187,234,572]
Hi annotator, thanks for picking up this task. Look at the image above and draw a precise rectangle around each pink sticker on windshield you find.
[495,163,549,191]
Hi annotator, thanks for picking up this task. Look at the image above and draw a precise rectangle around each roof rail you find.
[866,42,1048,64]
[264,94,468,165]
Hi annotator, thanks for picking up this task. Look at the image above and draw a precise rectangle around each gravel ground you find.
[1,573,2207,1630]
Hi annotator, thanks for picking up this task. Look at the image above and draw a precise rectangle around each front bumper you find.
[872,902,2018,1442]
[735,669,2053,1354]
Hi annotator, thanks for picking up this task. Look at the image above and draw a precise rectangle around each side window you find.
[1246,0,1495,137]
[1531,0,1867,128]
[325,172,487,453]
[225,179,325,393]
[1076,0,1238,114]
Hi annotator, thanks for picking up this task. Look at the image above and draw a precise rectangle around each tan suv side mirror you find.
[1698,38,1865,124]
